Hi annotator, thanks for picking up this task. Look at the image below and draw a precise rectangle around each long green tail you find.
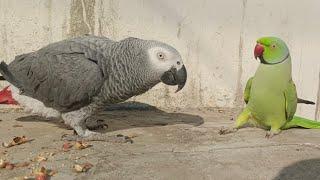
[282,116,320,129]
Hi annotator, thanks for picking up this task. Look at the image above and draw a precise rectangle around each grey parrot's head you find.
[146,41,187,92]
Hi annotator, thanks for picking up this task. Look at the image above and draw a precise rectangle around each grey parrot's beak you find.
[160,65,187,93]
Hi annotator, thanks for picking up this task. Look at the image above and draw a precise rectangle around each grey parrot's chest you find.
[95,75,158,105]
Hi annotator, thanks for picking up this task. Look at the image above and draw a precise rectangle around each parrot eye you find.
[157,52,165,60]
[271,44,276,48]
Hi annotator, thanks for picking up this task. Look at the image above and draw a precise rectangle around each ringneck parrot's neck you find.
[254,55,292,88]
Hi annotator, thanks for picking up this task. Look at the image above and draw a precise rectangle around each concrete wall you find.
[0,0,319,120]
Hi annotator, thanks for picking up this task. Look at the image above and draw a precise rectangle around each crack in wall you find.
[69,0,95,37]
[46,0,53,43]
[81,0,93,35]
[1,25,8,61]
[234,0,247,108]
[315,72,320,120]
[97,0,104,36]
[103,0,119,39]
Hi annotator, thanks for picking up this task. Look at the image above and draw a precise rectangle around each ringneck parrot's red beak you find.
[254,43,264,59]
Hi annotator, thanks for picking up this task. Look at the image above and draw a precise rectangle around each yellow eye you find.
[157,52,165,60]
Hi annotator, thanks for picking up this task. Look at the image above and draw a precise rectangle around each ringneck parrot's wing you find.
[284,79,298,121]
[244,77,253,104]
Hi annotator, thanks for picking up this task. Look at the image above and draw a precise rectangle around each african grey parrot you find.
[0,35,187,141]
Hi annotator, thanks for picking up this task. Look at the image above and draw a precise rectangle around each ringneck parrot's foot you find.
[218,127,238,135]
[265,130,281,138]
[85,117,108,130]
[61,131,133,143]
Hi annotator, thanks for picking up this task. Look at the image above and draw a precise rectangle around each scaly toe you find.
[61,130,100,141]
[265,131,280,138]
[85,118,108,130]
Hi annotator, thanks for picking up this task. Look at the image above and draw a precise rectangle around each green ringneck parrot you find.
[221,36,320,138]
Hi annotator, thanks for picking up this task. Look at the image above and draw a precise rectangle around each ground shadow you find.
[16,102,204,133]
[273,158,320,180]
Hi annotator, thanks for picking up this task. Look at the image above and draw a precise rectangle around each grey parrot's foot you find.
[61,131,133,143]
[85,117,108,130]
[61,129,97,141]
[265,130,281,138]
[218,127,238,135]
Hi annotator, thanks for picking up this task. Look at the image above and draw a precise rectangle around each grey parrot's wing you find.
[8,37,109,112]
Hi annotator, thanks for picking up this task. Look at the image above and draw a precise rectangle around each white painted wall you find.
[0,0,319,119]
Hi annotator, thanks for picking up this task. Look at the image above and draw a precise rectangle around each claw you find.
[85,118,108,130]
[218,127,238,135]
[265,132,272,138]
[265,130,281,138]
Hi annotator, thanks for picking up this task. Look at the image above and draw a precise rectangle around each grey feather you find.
[3,35,166,112]
[7,36,111,112]
[0,61,23,89]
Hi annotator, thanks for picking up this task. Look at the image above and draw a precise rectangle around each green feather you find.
[244,77,253,104]
[282,116,320,129]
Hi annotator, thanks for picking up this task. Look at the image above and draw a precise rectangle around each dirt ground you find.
[0,103,319,180]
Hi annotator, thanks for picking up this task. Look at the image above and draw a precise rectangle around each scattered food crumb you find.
[5,163,14,170]
[75,141,92,150]
[35,155,47,163]
[74,162,93,173]
[23,176,35,180]
[127,133,139,139]
[0,159,14,170]
[0,159,30,170]
[0,150,7,156]
[62,142,73,152]
[34,166,56,180]
[35,167,48,180]
[0,159,7,168]
[2,136,33,148]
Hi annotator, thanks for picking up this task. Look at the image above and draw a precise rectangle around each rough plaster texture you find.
[0,0,319,119]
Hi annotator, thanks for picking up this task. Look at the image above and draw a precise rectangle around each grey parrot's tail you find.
[297,98,315,105]
[0,61,23,89]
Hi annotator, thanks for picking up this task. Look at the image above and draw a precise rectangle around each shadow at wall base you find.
[16,102,204,133]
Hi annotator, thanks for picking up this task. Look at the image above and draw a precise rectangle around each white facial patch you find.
[147,47,183,73]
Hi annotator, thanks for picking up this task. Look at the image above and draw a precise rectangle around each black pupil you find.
[159,54,162,57]
[177,61,181,65]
